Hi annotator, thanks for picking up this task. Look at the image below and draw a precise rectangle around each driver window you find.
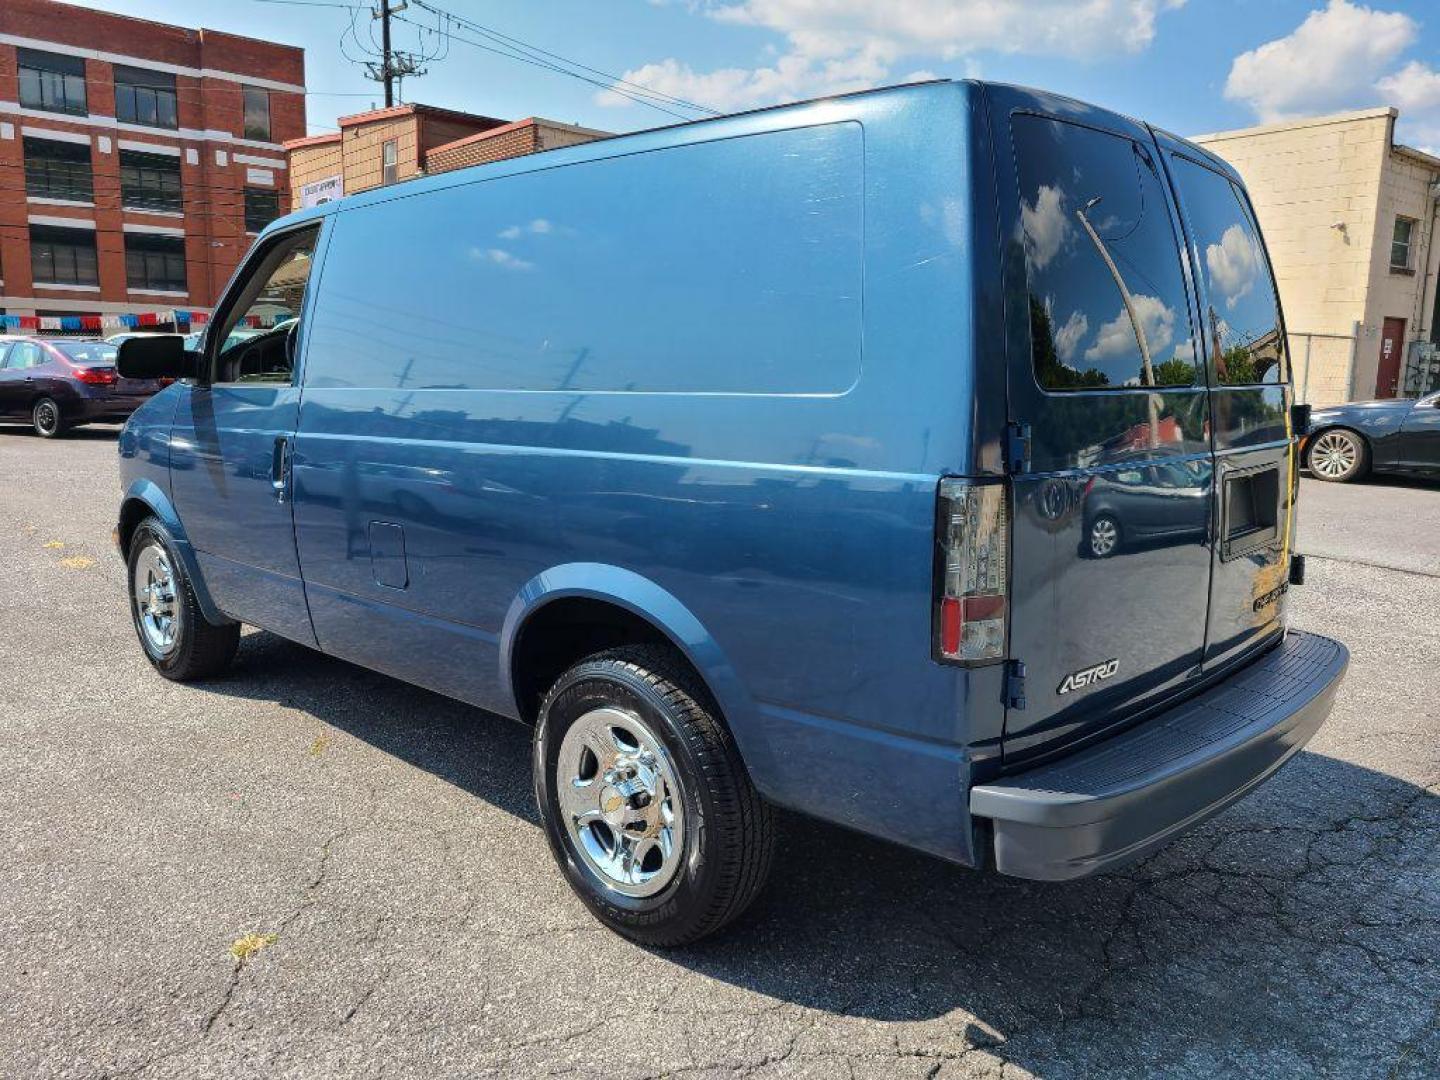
[211,226,319,384]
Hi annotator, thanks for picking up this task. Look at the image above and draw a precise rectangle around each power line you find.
[389,11,691,121]
[409,0,719,116]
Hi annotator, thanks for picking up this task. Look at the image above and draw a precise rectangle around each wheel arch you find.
[118,479,227,625]
[500,564,771,779]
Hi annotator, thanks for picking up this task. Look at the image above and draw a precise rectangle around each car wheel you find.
[128,517,240,680]
[32,397,65,438]
[1088,514,1121,558]
[533,645,774,946]
[1307,429,1367,482]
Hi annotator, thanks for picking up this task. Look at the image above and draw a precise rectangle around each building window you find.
[114,66,178,129]
[1391,216,1417,271]
[30,225,99,286]
[243,87,271,141]
[125,233,187,293]
[24,137,94,203]
[244,188,281,233]
[119,149,183,213]
[17,48,87,116]
[382,139,398,185]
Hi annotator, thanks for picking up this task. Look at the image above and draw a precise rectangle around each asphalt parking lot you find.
[0,426,1436,1080]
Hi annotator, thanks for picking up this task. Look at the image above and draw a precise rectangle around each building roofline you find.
[1393,142,1440,171]
[1190,106,1398,144]
[3,0,305,58]
[284,131,342,150]
[425,116,611,159]
[334,102,507,129]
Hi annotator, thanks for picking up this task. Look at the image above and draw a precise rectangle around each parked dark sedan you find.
[0,338,163,438]
[1304,391,1440,482]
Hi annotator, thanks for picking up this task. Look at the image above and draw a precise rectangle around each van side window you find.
[301,124,863,395]
[210,226,319,385]
[1169,156,1285,386]
[1013,116,1198,391]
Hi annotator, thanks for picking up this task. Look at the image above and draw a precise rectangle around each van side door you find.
[166,223,324,645]
[1160,143,1294,668]
[989,90,1215,763]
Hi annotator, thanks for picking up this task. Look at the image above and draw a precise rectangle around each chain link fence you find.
[1289,328,1357,406]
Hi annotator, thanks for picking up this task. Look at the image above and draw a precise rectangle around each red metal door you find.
[1376,317,1406,398]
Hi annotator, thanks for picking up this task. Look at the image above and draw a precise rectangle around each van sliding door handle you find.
[271,436,291,503]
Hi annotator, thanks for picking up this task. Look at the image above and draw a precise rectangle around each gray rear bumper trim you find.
[971,630,1348,880]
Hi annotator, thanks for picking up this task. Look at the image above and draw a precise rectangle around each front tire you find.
[32,397,65,438]
[534,646,774,946]
[127,518,240,680]
[1307,428,1368,482]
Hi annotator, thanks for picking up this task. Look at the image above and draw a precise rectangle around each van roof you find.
[260,79,1240,233]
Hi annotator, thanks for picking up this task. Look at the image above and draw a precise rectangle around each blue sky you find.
[70,1,1440,148]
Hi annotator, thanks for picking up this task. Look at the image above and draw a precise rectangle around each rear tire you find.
[32,397,64,438]
[127,517,240,680]
[533,645,774,946]
[1087,513,1121,558]
[1307,428,1367,483]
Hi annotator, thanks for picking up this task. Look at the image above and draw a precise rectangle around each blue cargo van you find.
[116,81,1347,945]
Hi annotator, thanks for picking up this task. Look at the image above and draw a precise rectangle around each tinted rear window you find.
[1169,155,1286,386]
[1013,116,1198,391]
[303,124,864,395]
[52,342,117,364]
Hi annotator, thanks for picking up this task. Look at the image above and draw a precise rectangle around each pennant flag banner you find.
[0,308,214,334]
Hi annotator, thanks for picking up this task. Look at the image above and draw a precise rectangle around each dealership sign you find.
[300,175,344,207]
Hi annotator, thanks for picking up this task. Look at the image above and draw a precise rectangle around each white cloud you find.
[1205,223,1260,310]
[471,247,534,271]
[1224,1,1416,121]
[1378,61,1440,114]
[1055,309,1088,362]
[1019,184,1072,271]
[498,219,554,240]
[600,0,1186,114]
[1085,294,1175,361]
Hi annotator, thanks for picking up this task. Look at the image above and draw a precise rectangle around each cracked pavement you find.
[0,428,1436,1079]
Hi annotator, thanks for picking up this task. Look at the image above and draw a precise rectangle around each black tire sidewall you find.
[32,397,63,438]
[127,520,198,674]
[534,661,721,937]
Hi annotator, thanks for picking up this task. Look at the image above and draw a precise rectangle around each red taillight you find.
[72,365,117,386]
[935,479,1009,663]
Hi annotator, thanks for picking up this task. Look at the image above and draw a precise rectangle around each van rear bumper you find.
[970,630,1347,880]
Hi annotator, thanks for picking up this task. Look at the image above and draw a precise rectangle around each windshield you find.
[52,342,118,365]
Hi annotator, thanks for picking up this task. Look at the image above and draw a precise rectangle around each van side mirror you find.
[117,335,198,380]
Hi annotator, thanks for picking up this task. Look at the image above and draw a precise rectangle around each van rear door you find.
[990,94,1216,763]
[1160,143,1294,668]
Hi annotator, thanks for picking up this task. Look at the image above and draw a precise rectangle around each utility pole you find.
[379,0,393,107]
[366,1,424,107]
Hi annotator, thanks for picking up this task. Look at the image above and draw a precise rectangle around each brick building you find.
[287,104,606,208]
[0,0,305,324]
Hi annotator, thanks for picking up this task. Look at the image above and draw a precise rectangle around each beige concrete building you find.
[1193,107,1440,403]
[285,103,607,210]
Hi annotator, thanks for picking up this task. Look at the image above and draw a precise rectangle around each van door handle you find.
[271,435,291,504]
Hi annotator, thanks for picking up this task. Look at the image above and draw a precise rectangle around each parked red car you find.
[0,337,163,438]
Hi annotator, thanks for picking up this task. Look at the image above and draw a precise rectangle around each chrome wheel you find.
[1310,431,1359,480]
[132,543,180,655]
[556,706,684,898]
[33,399,59,437]
[1090,516,1119,558]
